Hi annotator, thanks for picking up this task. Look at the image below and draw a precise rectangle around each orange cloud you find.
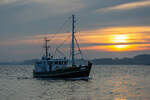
[0,32,70,46]
[79,26,150,51]
[1,26,150,52]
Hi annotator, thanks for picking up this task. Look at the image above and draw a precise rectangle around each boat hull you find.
[33,63,92,79]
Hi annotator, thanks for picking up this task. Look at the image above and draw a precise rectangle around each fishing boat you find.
[33,15,92,79]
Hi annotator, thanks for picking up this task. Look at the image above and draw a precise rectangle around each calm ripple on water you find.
[0,65,150,100]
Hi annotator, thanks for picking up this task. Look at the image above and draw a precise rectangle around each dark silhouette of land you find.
[92,54,150,65]
[0,59,38,65]
[0,54,150,65]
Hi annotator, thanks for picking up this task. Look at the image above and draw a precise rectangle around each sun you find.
[111,34,129,49]
[113,35,128,43]
[114,45,128,48]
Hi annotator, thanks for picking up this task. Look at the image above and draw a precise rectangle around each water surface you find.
[0,65,150,100]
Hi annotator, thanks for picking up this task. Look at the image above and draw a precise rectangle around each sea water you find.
[0,65,150,100]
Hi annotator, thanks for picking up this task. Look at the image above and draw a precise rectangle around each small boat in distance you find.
[33,15,92,79]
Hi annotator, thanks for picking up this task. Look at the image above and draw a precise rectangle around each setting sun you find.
[111,34,129,50]
[113,35,128,43]
[114,45,128,48]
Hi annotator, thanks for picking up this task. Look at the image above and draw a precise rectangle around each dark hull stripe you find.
[33,63,92,79]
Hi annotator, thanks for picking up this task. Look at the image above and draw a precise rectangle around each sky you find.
[0,0,150,62]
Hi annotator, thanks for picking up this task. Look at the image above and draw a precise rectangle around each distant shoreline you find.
[1,54,150,65]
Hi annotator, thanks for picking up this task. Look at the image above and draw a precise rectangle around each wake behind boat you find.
[33,15,92,79]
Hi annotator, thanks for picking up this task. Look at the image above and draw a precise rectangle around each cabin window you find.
[43,61,45,64]
[62,61,66,64]
[48,61,53,64]
[37,62,41,64]
[64,61,67,64]
[55,61,58,64]
[59,61,62,65]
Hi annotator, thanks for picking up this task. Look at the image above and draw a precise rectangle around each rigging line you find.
[74,19,85,59]
[49,17,72,43]
[39,45,44,58]
[49,16,72,56]
[74,36,84,60]
[55,48,66,57]
[69,43,72,61]
[40,40,46,57]
[68,41,73,65]
[55,34,71,50]
[75,17,89,60]
[50,22,71,45]
[77,36,88,60]
[54,34,71,57]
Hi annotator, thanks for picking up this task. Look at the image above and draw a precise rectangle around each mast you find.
[44,37,49,59]
[72,15,75,66]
